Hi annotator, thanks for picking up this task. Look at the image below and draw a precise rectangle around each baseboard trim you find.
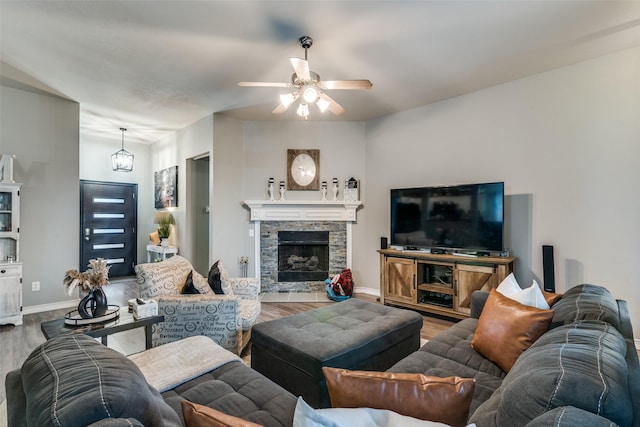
[23,299,79,315]
[354,287,380,297]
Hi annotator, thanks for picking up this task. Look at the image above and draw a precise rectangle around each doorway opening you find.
[187,154,210,274]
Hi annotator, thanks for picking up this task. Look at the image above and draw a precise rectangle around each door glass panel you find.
[93,197,125,204]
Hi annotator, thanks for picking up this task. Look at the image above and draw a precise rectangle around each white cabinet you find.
[0,183,22,326]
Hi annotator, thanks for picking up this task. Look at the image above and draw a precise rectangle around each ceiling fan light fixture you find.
[239,36,372,120]
[280,92,298,108]
[297,102,310,119]
[111,127,134,172]
[302,86,318,103]
[316,96,330,112]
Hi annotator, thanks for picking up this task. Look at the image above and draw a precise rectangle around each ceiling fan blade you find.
[318,92,345,116]
[319,80,373,90]
[238,82,292,88]
[290,58,311,81]
[272,103,289,114]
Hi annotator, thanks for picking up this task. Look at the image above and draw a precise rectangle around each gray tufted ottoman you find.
[251,298,423,408]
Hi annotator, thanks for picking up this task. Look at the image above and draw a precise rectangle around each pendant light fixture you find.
[111,127,134,172]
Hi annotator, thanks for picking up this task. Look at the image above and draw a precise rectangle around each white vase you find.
[161,238,169,247]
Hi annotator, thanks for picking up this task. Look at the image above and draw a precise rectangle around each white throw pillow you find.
[496,273,521,297]
[292,397,475,427]
[496,274,549,310]
[509,280,550,310]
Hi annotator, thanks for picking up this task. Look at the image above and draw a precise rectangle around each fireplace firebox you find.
[278,231,329,282]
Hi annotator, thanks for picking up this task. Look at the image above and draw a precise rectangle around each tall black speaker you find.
[542,245,555,292]
[380,237,388,250]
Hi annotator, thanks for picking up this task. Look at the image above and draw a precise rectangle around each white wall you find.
[0,85,80,309]
[364,47,640,332]
[79,134,152,265]
[210,115,245,276]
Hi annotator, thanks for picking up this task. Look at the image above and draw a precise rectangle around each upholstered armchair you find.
[134,255,260,355]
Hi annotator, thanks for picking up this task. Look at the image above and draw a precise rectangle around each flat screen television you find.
[390,182,504,253]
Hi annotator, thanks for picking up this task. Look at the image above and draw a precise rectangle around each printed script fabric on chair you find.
[134,256,261,354]
[216,260,261,352]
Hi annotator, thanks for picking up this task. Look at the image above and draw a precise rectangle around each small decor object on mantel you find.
[63,258,112,319]
[321,181,328,201]
[279,180,286,200]
[344,177,359,201]
[332,178,339,201]
[268,177,275,201]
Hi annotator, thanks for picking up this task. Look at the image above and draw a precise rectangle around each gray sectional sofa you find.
[5,284,639,426]
[389,284,640,426]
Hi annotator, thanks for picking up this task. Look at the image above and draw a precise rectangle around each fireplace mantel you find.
[244,200,362,222]
[244,200,363,283]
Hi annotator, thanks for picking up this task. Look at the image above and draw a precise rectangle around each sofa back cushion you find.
[551,284,620,330]
[470,320,633,426]
[136,255,212,298]
[19,334,181,427]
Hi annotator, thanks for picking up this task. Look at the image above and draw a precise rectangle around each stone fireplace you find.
[244,200,361,293]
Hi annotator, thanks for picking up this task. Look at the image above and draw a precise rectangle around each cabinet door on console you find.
[384,257,416,304]
[455,264,496,315]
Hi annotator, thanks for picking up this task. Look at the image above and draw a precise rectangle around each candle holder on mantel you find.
[332,178,339,201]
[321,181,328,201]
[267,177,275,201]
[279,181,286,201]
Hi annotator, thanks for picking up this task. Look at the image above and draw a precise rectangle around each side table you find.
[41,311,164,350]
[146,244,178,263]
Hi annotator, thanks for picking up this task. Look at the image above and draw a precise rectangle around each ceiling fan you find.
[238,36,372,119]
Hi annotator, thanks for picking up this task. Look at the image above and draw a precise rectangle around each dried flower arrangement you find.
[63,258,111,296]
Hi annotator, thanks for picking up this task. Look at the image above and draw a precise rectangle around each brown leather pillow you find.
[181,400,264,427]
[322,367,475,427]
[471,288,553,372]
[542,289,562,307]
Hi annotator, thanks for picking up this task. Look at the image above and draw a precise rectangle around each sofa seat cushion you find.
[388,319,504,415]
[239,299,261,330]
[162,360,297,427]
[551,284,620,330]
[470,320,633,426]
[19,334,181,427]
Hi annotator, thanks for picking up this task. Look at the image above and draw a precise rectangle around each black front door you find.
[80,180,137,277]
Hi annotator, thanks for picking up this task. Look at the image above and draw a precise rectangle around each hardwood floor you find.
[0,279,456,403]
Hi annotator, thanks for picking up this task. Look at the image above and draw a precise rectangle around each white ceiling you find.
[1,1,639,144]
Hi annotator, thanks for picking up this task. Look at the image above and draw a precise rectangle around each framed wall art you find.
[154,166,178,208]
